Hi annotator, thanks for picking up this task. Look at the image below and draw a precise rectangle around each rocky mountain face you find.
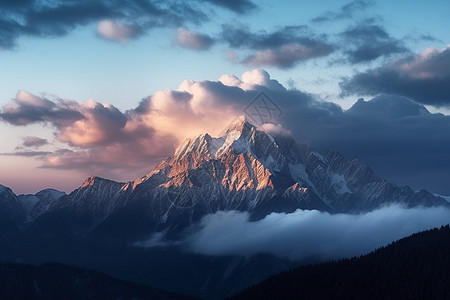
[0,184,25,224]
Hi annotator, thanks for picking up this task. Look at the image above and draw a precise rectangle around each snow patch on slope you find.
[331,174,351,195]
[289,163,311,187]
[434,194,450,203]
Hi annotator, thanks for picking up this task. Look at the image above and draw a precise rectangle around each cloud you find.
[257,123,291,137]
[312,0,374,23]
[0,92,177,177]
[1,151,53,157]
[0,72,281,177]
[202,0,257,14]
[243,43,332,68]
[220,24,334,68]
[0,0,264,50]
[21,136,48,148]
[175,27,214,50]
[97,19,139,43]
[0,0,210,49]
[340,45,450,105]
[273,91,450,194]
[339,23,408,63]
[184,205,450,261]
[0,91,84,126]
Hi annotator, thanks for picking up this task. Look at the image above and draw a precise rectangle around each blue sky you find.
[0,0,449,194]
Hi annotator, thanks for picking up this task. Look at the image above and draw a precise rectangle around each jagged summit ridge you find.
[173,116,257,160]
[170,117,287,177]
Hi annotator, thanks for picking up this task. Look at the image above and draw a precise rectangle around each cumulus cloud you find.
[97,19,139,43]
[220,24,334,68]
[184,205,450,261]
[340,45,450,105]
[175,27,214,50]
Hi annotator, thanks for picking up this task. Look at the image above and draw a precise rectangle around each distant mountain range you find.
[1,116,448,299]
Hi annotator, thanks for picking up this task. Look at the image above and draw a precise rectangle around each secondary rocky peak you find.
[35,189,66,201]
[0,184,13,195]
[80,176,122,190]
[81,175,98,188]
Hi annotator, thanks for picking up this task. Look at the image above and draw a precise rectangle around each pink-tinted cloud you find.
[97,19,139,43]
[175,27,214,50]
[0,91,84,126]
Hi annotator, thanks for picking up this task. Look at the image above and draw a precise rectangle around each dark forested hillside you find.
[0,263,197,300]
[230,225,450,300]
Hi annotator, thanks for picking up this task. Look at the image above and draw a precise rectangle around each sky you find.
[0,0,449,195]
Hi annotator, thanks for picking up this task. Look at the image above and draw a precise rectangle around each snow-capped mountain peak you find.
[171,117,288,175]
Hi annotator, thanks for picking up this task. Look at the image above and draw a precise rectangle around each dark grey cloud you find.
[340,46,450,105]
[340,23,408,63]
[0,0,215,49]
[221,24,313,49]
[21,136,48,148]
[221,24,334,68]
[312,0,374,23]
[275,92,450,194]
[202,0,257,14]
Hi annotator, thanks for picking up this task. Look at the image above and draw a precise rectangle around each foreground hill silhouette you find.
[0,263,196,300]
[230,225,450,300]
